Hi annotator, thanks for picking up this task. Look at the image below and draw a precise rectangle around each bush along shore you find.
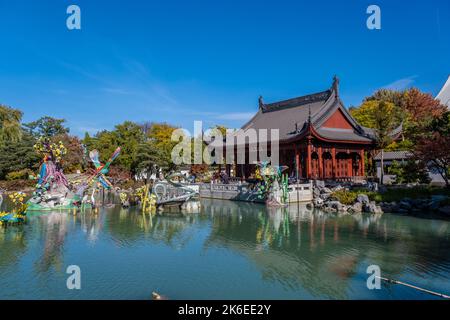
[312,181,450,218]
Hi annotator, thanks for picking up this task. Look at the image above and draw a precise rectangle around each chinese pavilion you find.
[233,77,379,181]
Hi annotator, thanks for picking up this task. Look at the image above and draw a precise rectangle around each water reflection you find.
[201,200,450,298]
[0,200,450,299]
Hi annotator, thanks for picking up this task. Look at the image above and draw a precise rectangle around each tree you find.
[52,133,84,173]
[413,112,450,188]
[414,133,450,187]
[113,121,145,172]
[82,121,146,176]
[350,100,403,130]
[0,104,23,147]
[24,116,69,137]
[0,130,40,179]
[146,122,179,171]
[388,160,430,184]
[134,142,165,182]
[363,88,405,107]
[353,88,447,145]
[403,88,446,124]
[373,101,398,184]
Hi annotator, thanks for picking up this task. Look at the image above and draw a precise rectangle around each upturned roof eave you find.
[283,123,375,145]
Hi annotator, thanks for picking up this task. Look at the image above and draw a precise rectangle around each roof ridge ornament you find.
[308,105,312,123]
[258,95,264,110]
[332,75,340,98]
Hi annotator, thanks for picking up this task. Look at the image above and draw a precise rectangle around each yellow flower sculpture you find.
[135,186,156,214]
[33,137,67,161]
[1,192,28,225]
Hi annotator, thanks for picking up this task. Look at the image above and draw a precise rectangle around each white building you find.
[437,75,450,108]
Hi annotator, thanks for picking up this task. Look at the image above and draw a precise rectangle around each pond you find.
[1,199,450,300]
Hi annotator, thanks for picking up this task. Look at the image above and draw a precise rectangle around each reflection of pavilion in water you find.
[32,210,104,272]
[200,199,450,299]
[201,200,366,298]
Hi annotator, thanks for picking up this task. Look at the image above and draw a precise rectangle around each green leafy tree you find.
[0,104,23,147]
[350,100,402,130]
[24,116,69,138]
[83,121,146,175]
[146,122,179,171]
[134,142,166,182]
[113,121,145,172]
[388,160,430,184]
[0,130,40,179]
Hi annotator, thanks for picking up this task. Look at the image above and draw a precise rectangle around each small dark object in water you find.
[152,291,167,300]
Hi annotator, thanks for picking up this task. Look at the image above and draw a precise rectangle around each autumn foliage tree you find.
[52,133,84,173]
[351,88,448,184]
[351,87,447,146]
[413,112,450,187]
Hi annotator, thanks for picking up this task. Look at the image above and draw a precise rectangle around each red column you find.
[295,145,300,179]
[347,152,352,177]
[332,147,337,178]
[318,146,323,179]
[307,141,312,179]
[360,149,365,177]
[298,148,303,178]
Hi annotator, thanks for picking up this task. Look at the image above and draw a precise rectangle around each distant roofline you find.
[373,150,412,161]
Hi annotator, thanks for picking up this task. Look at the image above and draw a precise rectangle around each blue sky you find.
[0,0,449,136]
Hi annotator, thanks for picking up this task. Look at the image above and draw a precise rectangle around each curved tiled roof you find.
[239,78,376,144]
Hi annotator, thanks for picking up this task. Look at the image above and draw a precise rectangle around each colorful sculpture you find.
[27,137,81,211]
[87,147,121,189]
[83,147,121,208]
[255,161,289,207]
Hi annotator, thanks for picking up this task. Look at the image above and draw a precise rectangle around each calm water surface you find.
[1,199,450,300]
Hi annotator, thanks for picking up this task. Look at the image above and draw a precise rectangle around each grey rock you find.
[319,193,332,201]
[326,201,344,212]
[313,187,321,198]
[349,202,363,213]
[321,187,332,194]
[365,201,383,214]
[356,194,370,205]
[323,206,338,213]
[313,198,324,207]
[315,180,325,188]
[399,200,412,210]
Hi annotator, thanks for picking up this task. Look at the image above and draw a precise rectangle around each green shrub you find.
[332,190,358,205]
[5,169,34,181]
[388,160,430,184]
[337,186,450,204]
